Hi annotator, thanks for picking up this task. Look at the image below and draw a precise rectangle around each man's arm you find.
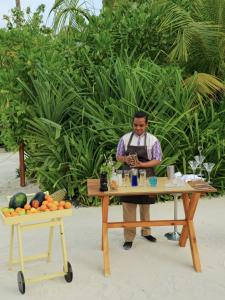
[136,159,161,168]
[116,137,131,164]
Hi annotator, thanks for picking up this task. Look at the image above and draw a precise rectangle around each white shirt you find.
[116,131,162,161]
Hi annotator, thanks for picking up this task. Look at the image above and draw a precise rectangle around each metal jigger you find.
[164,193,181,241]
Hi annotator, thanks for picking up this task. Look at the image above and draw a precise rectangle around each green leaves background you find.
[0,0,225,204]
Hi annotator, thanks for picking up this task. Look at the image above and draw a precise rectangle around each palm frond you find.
[184,73,225,97]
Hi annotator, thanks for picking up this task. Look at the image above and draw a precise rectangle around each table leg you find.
[179,193,190,247]
[47,220,55,262]
[180,192,200,247]
[101,199,104,251]
[8,224,14,270]
[187,220,201,272]
[59,218,68,273]
[17,224,25,274]
[102,196,110,276]
[180,192,201,272]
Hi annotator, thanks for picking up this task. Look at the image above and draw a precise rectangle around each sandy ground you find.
[0,150,225,299]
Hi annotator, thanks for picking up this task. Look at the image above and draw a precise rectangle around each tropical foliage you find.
[0,0,225,205]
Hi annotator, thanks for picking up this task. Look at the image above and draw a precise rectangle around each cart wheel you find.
[64,261,73,283]
[17,271,25,294]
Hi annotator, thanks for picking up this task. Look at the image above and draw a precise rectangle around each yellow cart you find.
[0,208,73,294]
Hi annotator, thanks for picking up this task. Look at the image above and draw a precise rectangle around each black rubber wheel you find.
[64,261,73,283]
[17,271,25,294]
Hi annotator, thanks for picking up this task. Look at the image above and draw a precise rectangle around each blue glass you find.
[131,175,138,186]
[149,176,157,187]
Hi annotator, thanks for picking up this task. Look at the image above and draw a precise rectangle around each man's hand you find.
[131,159,142,167]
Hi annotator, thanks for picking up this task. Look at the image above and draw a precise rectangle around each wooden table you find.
[87,177,216,276]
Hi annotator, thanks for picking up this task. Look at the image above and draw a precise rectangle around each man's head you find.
[132,111,148,136]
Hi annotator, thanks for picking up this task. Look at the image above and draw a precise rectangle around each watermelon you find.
[29,192,46,206]
[9,193,27,209]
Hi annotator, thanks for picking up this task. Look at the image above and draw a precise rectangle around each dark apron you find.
[120,132,156,204]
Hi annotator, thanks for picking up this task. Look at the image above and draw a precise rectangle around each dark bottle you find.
[99,172,108,192]
[131,169,138,187]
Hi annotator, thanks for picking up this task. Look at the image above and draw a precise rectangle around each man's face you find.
[133,117,148,136]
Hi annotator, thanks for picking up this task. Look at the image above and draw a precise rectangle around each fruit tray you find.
[0,208,73,225]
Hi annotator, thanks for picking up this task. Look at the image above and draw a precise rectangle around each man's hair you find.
[133,111,148,123]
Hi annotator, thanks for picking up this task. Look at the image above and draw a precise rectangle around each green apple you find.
[19,210,26,216]
[2,207,9,213]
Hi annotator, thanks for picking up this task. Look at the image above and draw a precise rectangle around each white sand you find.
[0,150,225,299]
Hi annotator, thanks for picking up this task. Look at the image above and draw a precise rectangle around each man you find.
[116,111,162,250]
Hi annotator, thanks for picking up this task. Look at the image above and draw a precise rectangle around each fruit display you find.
[1,193,72,218]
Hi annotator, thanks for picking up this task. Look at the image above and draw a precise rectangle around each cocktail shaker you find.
[167,165,175,180]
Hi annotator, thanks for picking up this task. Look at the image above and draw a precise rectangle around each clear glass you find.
[123,170,130,187]
[109,173,118,190]
[139,169,146,186]
[194,155,205,177]
[116,170,123,187]
[172,176,185,187]
[203,162,215,184]
[188,160,199,175]
[128,151,138,167]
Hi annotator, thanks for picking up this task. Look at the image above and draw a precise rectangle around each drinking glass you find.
[188,160,199,175]
[203,162,215,184]
[109,176,118,190]
[128,151,138,167]
[123,170,130,187]
[149,176,157,187]
[194,155,205,177]
[139,169,146,186]
[116,170,123,187]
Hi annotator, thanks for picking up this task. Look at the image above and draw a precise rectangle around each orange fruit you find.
[50,205,57,211]
[45,196,53,202]
[24,204,31,210]
[47,202,54,209]
[4,212,11,218]
[40,205,47,211]
[15,207,22,213]
[57,205,64,210]
[64,202,72,209]
[59,201,66,206]
[11,211,19,217]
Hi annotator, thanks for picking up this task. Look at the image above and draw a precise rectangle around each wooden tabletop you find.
[87,177,217,197]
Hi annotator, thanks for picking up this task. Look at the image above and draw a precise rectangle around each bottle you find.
[131,169,138,187]
[99,172,108,192]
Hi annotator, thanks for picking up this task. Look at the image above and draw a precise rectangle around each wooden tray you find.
[0,209,73,225]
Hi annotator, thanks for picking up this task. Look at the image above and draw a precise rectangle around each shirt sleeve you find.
[116,137,125,156]
[152,140,162,161]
